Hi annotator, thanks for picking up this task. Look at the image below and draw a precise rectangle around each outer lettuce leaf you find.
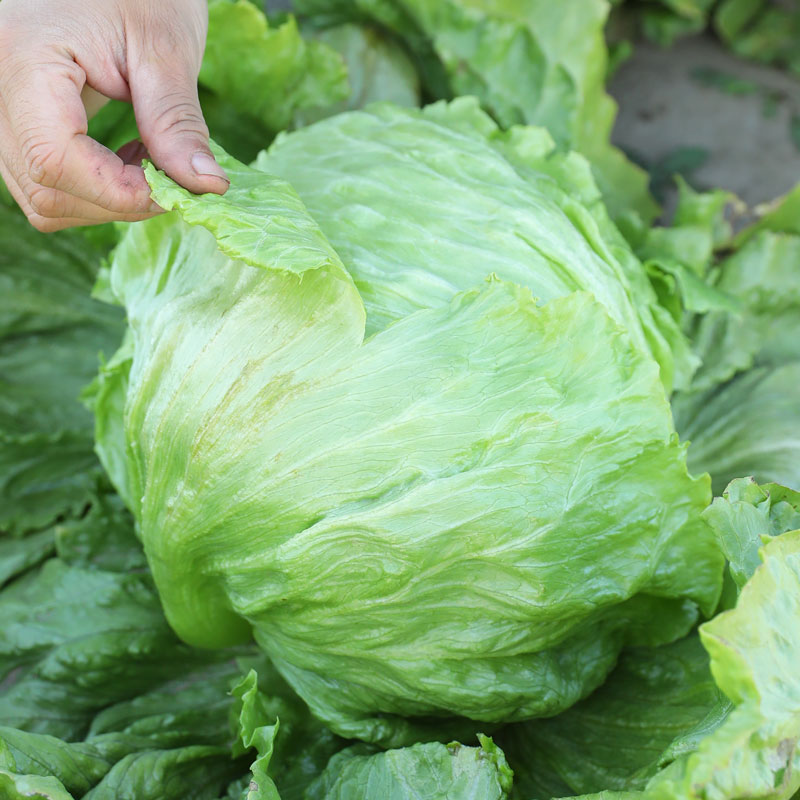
[0,206,123,537]
[0,211,113,339]
[53,488,146,574]
[0,743,239,800]
[80,746,238,800]
[0,497,230,743]
[294,0,657,230]
[305,736,513,800]
[0,650,343,800]
[85,334,135,512]
[0,728,237,800]
[230,671,282,800]
[0,433,98,542]
[0,557,228,740]
[96,144,722,746]
[715,0,800,76]
[637,180,737,320]
[650,532,800,800]
[0,493,336,799]
[294,23,421,126]
[672,197,800,493]
[733,184,800,247]
[677,363,800,495]
[198,0,358,163]
[145,144,358,281]
[201,0,349,138]
[612,0,713,46]
[545,530,800,800]
[682,231,800,392]
[504,524,800,800]
[484,123,697,391]
[257,100,689,391]
[1,730,112,797]
[667,180,800,493]
[624,182,738,344]
[702,477,800,590]
[615,0,800,63]
[0,772,74,800]
[0,528,54,588]
[2,480,140,603]
[228,661,346,800]
[498,636,726,800]
[0,561,241,798]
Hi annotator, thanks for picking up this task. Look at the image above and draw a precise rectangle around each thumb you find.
[129,63,229,195]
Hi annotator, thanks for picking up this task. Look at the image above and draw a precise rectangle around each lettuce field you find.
[1,1,799,799]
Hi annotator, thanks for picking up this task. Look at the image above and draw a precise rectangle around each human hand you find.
[0,0,229,232]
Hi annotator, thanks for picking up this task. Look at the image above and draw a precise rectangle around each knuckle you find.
[26,185,61,218]
[21,134,65,187]
[138,8,204,68]
[153,96,208,139]
[150,27,184,63]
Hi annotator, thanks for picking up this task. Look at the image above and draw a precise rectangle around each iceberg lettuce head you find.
[90,104,723,745]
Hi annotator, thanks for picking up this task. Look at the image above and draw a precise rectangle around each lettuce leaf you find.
[671,186,800,494]
[0,772,75,800]
[0,556,229,741]
[702,477,800,591]
[305,736,513,800]
[257,99,690,391]
[715,0,800,76]
[612,0,714,46]
[227,662,346,800]
[0,484,344,800]
[501,514,800,800]
[499,635,728,800]
[293,23,421,126]
[0,567,346,800]
[0,207,123,538]
[201,0,349,136]
[295,0,657,232]
[648,531,800,800]
[0,503,247,799]
[677,363,800,495]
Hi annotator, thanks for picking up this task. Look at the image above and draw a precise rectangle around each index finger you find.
[1,58,157,215]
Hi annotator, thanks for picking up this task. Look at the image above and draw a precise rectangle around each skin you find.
[0,0,229,232]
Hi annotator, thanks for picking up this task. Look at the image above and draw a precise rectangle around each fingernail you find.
[191,152,229,183]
